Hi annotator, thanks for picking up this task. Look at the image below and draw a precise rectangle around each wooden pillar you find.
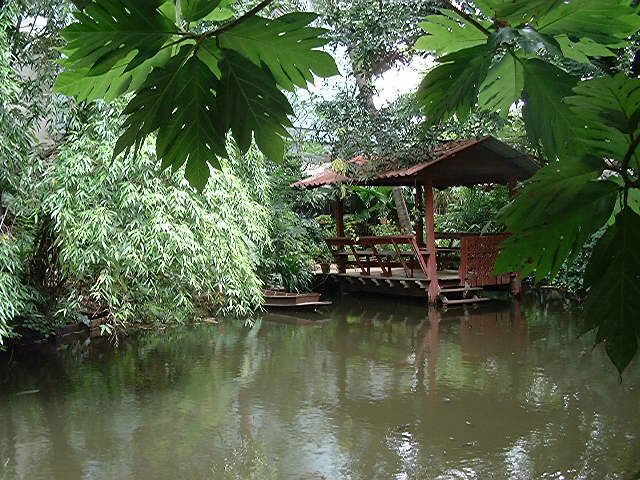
[334,195,347,273]
[507,177,517,200]
[334,195,345,237]
[427,306,439,392]
[414,185,424,246]
[507,177,521,294]
[424,174,440,303]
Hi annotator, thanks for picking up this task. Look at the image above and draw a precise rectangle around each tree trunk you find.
[392,186,412,233]
[353,70,413,233]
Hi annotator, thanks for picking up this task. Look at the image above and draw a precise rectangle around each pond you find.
[0,295,638,479]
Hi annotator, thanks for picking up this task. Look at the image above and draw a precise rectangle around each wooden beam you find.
[424,174,440,303]
[414,185,424,246]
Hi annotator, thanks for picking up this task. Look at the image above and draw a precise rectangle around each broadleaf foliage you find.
[55,1,338,189]
[218,12,339,91]
[478,54,524,115]
[566,74,640,169]
[415,13,486,56]
[181,0,223,22]
[415,0,640,159]
[583,208,640,374]
[415,1,640,372]
[417,45,491,125]
[216,50,294,163]
[60,0,177,76]
[521,59,578,159]
[495,159,618,281]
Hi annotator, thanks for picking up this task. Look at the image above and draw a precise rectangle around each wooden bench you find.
[325,235,429,278]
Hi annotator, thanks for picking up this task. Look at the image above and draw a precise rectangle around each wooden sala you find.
[292,136,539,304]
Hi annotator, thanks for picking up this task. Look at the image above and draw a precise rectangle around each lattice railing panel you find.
[459,234,511,287]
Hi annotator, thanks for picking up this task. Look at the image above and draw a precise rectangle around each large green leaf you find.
[181,0,223,22]
[60,0,178,76]
[114,48,193,160]
[533,0,640,46]
[155,56,227,191]
[566,74,640,169]
[216,50,294,161]
[417,45,491,125]
[490,0,565,26]
[583,208,640,374]
[55,49,171,102]
[415,12,487,56]
[521,59,578,159]
[478,54,524,115]
[555,35,616,64]
[495,158,617,281]
[116,48,227,190]
[218,13,338,91]
[567,74,640,135]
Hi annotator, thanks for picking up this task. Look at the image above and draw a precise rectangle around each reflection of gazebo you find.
[292,136,539,304]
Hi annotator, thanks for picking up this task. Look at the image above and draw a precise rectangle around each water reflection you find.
[0,296,638,479]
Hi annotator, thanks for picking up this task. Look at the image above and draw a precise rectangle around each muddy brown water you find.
[0,295,638,479]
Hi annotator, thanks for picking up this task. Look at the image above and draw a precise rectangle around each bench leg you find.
[337,257,347,274]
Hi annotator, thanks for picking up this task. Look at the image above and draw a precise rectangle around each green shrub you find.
[436,185,509,233]
[0,134,271,342]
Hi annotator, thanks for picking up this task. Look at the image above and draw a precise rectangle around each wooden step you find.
[439,287,483,293]
[439,295,491,305]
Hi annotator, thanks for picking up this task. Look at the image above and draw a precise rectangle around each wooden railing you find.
[458,233,511,287]
[325,232,514,288]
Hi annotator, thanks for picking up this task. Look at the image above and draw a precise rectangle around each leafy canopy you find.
[415,1,640,373]
[497,74,640,374]
[415,0,640,159]
[55,0,338,190]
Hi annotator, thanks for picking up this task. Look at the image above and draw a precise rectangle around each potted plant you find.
[316,249,333,274]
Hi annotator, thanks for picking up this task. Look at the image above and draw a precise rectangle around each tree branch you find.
[204,0,276,39]
[440,0,492,37]
[621,134,640,205]
[439,0,526,67]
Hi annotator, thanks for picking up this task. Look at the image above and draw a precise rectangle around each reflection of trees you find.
[0,297,638,479]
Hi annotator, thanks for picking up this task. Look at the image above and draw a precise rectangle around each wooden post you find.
[507,177,517,200]
[424,174,440,303]
[334,195,346,273]
[414,185,424,246]
[427,306,439,391]
[507,177,521,294]
[335,195,345,237]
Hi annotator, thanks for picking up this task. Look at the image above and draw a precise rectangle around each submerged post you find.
[414,185,424,246]
[423,174,439,303]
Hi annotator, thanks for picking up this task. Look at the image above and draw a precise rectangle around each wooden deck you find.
[318,233,519,304]
[316,266,467,299]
